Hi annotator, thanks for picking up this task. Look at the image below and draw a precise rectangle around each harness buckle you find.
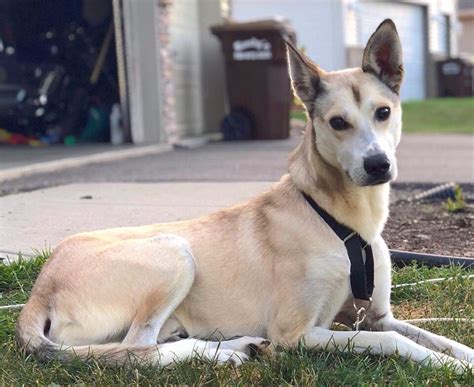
[343,231,357,243]
[352,297,372,331]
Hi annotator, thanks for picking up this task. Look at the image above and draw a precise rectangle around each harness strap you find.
[302,192,374,301]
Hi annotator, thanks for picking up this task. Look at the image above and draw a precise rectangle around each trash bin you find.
[437,58,473,97]
[211,20,295,140]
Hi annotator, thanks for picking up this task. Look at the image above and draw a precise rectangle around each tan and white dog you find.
[17,20,473,372]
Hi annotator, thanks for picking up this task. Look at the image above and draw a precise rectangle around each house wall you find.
[458,10,474,56]
[170,0,204,138]
[231,0,346,71]
[345,0,457,56]
[400,0,458,98]
[404,0,458,56]
[343,0,458,99]
[198,0,228,134]
[344,0,428,100]
[169,0,227,139]
[231,0,457,101]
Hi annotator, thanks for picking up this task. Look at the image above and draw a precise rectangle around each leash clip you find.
[352,297,372,331]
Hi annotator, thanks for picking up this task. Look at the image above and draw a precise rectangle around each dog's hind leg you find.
[46,233,196,346]
[303,327,472,373]
[120,234,196,346]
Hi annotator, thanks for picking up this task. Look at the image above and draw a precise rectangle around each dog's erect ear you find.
[286,41,324,109]
[362,19,404,94]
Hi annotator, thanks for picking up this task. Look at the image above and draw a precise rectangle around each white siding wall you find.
[231,0,346,71]
[169,0,227,138]
[401,0,457,56]
[170,0,204,137]
[198,0,228,134]
[430,13,449,55]
[345,0,457,56]
[343,0,458,100]
[345,1,427,101]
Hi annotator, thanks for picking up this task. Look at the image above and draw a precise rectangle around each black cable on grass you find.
[390,250,473,269]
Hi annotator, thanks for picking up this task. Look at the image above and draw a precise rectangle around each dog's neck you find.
[288,123,390,243]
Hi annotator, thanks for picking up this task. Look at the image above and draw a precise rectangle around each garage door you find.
[232,0,346,71]
[357,2,426,101]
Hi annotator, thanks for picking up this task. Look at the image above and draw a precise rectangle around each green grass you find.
[291,97,474,134]
[443,184,467,213]
[1,255,473,384]
[291,109,307,123]
[402,97,474,133]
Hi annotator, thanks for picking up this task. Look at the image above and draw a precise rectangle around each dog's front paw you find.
[213,349,249,366]
[246,338,272,357]
[449,347,474,365]
[223,336,271,355]
[449,359,473,375]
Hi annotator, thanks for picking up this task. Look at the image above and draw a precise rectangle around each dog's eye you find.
[329,116,350,130]
[375,107,391,121]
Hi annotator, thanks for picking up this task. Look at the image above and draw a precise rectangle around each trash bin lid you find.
[211,18,295,36]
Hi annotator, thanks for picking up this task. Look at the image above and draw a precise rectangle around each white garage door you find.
[232,0,346,71]
[357,2,426,101]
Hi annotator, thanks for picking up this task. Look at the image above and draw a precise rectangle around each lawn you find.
[0,254,473,384]
[291,97,474,134]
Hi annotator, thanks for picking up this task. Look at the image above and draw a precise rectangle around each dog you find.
[17,19,473,372]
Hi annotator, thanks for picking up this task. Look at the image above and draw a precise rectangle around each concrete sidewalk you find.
[1,133,472,259]
[0,182,271,260]
[0,180,467,260]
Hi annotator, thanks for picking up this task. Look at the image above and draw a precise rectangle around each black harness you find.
[302,192,374,301]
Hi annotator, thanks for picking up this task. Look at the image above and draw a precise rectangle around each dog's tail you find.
[16,296,160,365]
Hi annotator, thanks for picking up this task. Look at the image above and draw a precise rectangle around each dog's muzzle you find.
[363,154,392,185]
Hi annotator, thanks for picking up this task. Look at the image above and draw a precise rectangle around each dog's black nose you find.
[363,154,391,177]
